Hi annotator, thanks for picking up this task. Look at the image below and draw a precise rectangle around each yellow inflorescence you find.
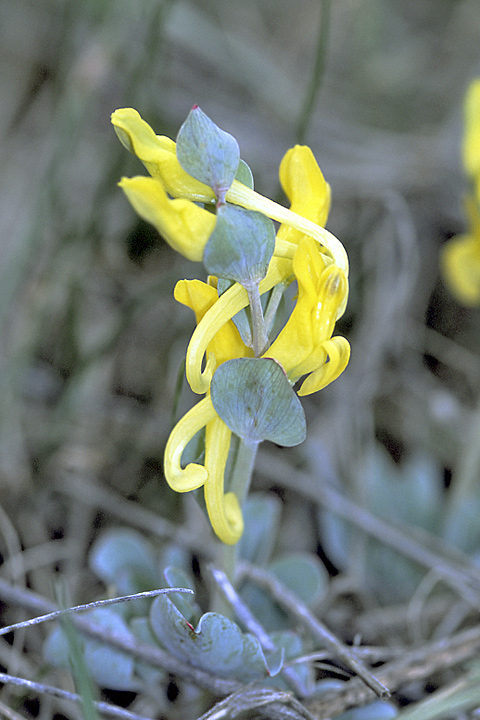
[113,107,350,544]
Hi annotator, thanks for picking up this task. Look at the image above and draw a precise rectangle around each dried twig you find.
[239,563,390,699]
[306,624,480,719]
[197,686,316,720]
[0,586,193,636]
[209,565,309,697]
[0,577,239,696]
[0,672,151,720]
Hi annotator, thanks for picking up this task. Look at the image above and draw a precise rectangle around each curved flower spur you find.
[113,104,350,544]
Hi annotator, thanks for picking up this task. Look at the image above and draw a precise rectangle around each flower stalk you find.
[245,282,269,357]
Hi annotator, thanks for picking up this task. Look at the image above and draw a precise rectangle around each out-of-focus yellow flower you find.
[442,79,480,306]
[265,237,350,396]
[441,194,480,306]
[111,107,348,272]
[463,80,480,180]
[164,279,252,544]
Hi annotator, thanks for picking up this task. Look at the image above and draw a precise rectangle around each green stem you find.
[295,0,331,144]
[229,439,259,506]
[246,282,269,356]
[214,439,259,615]
[263,282,287,336]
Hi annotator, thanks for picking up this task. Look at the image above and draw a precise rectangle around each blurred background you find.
[2,0,480,716]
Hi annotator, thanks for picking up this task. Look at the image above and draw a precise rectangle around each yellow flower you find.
[163,394,244,545]
[442,79,480,305]
[164,279,252,544]
[276,145,331,246]
[112,107,348,272]
[165,239,349,544]
[179,146,347,394]
[264,237,350,395]
[441,194,480,306]
[183,242,349,397]
[463,79,480,180]
[184,257,293,394]
[118,176,216,262]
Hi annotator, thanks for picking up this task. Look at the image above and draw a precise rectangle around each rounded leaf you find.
[163,565,197,623]
[176,105,240,201]
[235,159,254,189]
[269,552,328,606]
[89,529,159,594]
[150,595,268,681]
[203,204,275,285]
[83,609,136,690]
[210,358,306,447]
[43,609,136,691]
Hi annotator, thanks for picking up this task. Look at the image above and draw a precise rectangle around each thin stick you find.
[0,672,151,720]
[0,577,239,696]
[240,563,390,700]
[245,281,269,356]
[197,686,316,720]
[209,565,309,698]
[0,586,193,636]
[306,623,480,719]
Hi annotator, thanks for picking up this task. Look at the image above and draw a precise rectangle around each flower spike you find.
[113,104,351,544]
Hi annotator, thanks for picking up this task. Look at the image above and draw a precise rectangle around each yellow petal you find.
[441,232,480,306]
[465,191,480,230]
[204,417,243,545]
[164,396,217,492]
[119,176,216,262]
[185,257,293,394]
[225,180,348,274]
[297,337,351,396]
[278,145,331,246]
[463,80,480,180]
[174,279,251,367]
[266,239,348,382]
[112,108,215,202]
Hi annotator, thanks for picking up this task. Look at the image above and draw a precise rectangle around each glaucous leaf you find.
[203,204,275,285]
[211,357,306,447]
[150,595,269,682]
[176,105,239,202]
